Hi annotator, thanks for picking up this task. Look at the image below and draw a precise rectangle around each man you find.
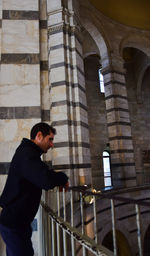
[0,122,68,256]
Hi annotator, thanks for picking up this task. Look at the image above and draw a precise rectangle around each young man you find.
[0,122,68,256]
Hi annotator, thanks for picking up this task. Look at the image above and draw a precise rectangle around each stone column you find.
[40,0,50,123]
[47,0,91,186]
[101,55,136,188]
[0,0,41,174]
[0,0,2,63]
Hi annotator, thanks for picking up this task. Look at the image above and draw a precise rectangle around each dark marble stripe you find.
[50,44,83,59]
[111,149,134,154]
[51,80,67,87]
[118,210,150,221]
[50,62,84,75]
[118,213,136,221]
[111,163,135,167]
[106,108,129,113]
[0,20,2,28]
[48,26,82,45]
[54,141,90,148]
[107,121,131,127]
[53,163,91,170]
[41,109,50,121]
[50,44,64,51]
[51,100,68,107]
[73,83,86,93]
[51,100,88,111]
[51,120,89,129]
[105,94,127,101]
[50,62,66,69]
[102,68,125,76]
[0,162,10,174]
[119,176,136,180]
[3,10,39,20]
[40,60,48,71]
[109,136,132,141]
[51,80,86,93]
[104,80,126,87]
[129,229,137,233]
[40,20,47,29]
[0,106,41,119]
[48,26,64,35]
[1,54,40,64]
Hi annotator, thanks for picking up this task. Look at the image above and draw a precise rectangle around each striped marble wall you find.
[47,0,92,186]
[0,0,2,63]
[0,0,41,180]
[102,64,136,188]
[0,1,45,255]
[40,0,50,123]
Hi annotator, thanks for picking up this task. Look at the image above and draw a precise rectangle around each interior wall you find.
[124,48,150,185]
[84,55,109,189]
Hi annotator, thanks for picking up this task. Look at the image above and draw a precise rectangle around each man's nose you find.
[50,141,54,148]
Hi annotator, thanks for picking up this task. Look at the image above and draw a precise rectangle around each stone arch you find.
[137,63,150,103]
[119,33,150,58]
[80,17,110,68]
[102,229,132,255]
[99,221,134,255]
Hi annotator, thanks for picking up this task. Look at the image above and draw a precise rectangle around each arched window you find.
[103,149,112,187]
[98,69,105,93]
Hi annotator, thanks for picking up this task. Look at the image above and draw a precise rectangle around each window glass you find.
[99,69,105,93]
[103,151,112,187]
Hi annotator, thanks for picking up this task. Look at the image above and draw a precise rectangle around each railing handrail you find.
[67,186,150,207]
[41,200,114,256]
[41,185,150,256]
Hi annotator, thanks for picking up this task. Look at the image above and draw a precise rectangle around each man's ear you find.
[35,131,43,142]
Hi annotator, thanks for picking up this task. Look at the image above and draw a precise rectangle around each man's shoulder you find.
[16,138,41,158]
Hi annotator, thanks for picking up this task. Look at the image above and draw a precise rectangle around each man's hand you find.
[59,182,69,192]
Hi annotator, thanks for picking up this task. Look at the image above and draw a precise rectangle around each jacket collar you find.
[21,138,44,156]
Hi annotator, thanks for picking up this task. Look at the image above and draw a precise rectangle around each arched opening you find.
[103,146,112,187]
[102,230,132,256]
[123,47,150,185]
[84,54,109,189]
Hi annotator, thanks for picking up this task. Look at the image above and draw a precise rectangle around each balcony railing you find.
[40,186,150,256]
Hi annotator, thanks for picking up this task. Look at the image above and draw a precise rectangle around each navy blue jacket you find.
[0,138,68,228]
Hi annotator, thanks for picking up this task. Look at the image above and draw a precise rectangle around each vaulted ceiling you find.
[89,0,150,30]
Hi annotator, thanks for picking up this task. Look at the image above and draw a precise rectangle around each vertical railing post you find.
[80,192,86,256]
[71,190,75,256]
[135,204,143,256]
[111,199,117,256]
[93,195,98,243]
[56,188,61,256]
[51,218,56,256]
[63,188,67,256]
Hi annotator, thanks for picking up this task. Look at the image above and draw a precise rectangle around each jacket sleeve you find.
[20,154,68,190]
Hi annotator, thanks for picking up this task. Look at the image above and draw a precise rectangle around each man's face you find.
[35,131,54,153]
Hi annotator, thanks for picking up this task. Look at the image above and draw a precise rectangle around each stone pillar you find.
[0,0,2,63]
[0,0,41,173]
[101,55,136,188]
[47,0,91,186]
[40,0,50,123]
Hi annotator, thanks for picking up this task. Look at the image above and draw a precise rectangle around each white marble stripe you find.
[3,0,39,11]
[2,20,39,54]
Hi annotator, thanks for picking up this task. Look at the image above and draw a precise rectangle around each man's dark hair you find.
[30,122,56,139]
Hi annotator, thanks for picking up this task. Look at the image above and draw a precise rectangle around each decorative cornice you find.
[48,23,83,44]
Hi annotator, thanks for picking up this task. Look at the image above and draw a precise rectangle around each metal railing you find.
[40,186,150,256]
